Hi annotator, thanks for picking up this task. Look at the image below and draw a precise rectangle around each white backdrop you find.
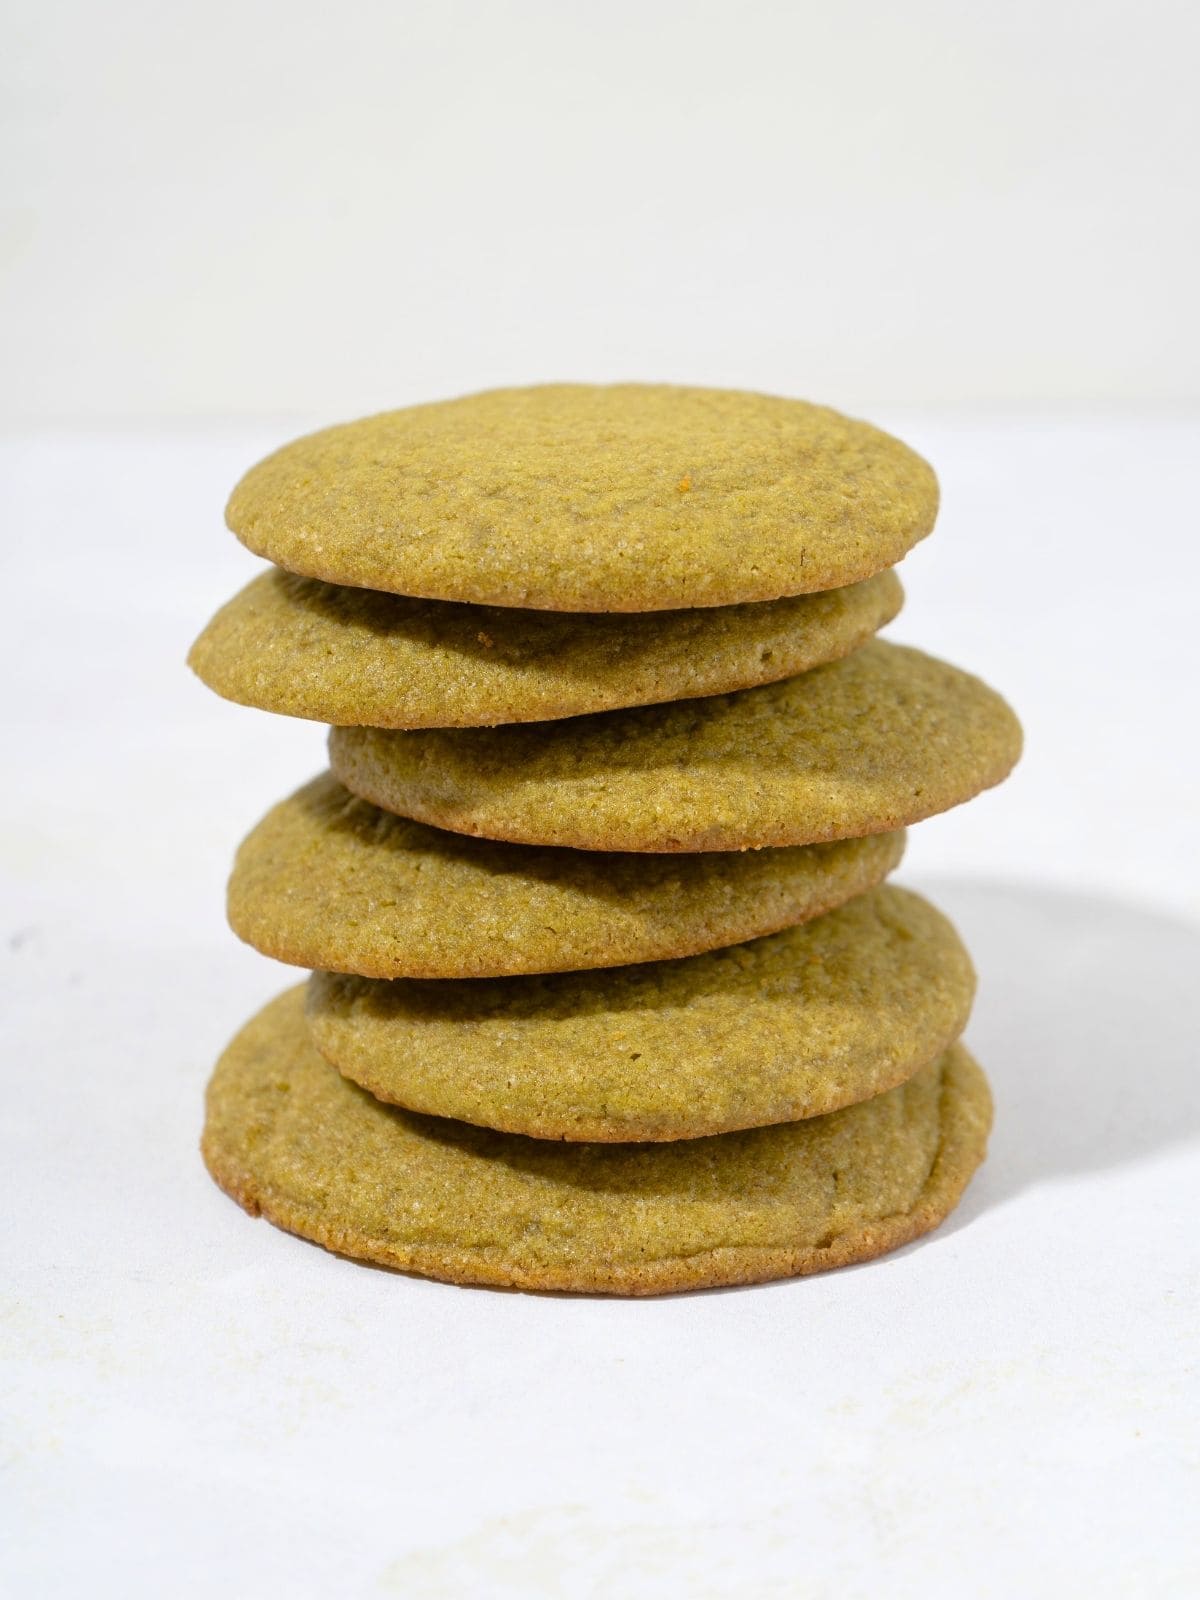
[4,414,1200,1596]
[4,0,1198,421]
[4,7,1200,1597]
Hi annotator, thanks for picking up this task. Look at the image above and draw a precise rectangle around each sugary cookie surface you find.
[229,774,906,980]
[329,641,1024,853]
[307,884,975,1140]
[189,567,902,727]
[202,988,992,1295]
[226,385,938,611]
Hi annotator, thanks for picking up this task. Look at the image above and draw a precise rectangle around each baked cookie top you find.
[202,987,991,1295]
[189,567,902,728]
[228,773,905,979]
[224,385,938,612]
[307,885,975,1140]
[329,640,1023,853]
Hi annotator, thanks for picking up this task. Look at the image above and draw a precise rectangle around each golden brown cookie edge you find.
[223,387,939,613]
[304,880,975,1141]
[188,568,904,729]
[226,796,907,980]
[201,992,991,1296]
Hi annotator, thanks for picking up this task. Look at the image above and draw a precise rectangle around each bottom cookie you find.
[202,987,992,1296]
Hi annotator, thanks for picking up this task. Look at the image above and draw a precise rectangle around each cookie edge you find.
[201,1005,992,1296]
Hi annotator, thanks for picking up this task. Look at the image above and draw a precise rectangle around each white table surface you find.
[3,415,1198,1598]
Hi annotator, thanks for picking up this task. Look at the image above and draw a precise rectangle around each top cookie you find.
[225,385,939,612]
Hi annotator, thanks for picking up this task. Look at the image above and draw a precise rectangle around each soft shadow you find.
[914,876,1200,1232]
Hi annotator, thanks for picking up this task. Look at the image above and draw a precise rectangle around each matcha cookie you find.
[225,386,938,612]
[202,988,992,1295]
[307,886,974,1140]
[229,773,906,980]
[189,567,903,728]
[330,641,1023,853]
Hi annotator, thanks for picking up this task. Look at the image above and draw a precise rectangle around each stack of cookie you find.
[190,385,1021,1295]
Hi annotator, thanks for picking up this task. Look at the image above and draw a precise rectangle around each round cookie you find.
[229,773,906,980]
[202,988,992,1295]
[225,385,938,612]
[329,640,1024,853]
[189,567,903,728]
[307,886,975,1140]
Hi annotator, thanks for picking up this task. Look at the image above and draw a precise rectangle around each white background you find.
[3,3,1199,1597]
[4,0,1199,419]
